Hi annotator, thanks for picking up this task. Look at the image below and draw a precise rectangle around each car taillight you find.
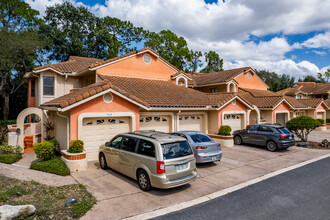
[217,143,221,148]
[196,146,206,149]
[280,135,287,139]
[157,161,165,174]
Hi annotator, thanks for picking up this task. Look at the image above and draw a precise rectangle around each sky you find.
[25,0,330,78]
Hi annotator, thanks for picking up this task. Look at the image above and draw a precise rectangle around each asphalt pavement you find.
[154,157,330,220]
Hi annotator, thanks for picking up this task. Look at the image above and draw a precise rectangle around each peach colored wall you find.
[315,103,326,118]
[235,70,268,90]
[70,93,140,140]
[218,99,248,127]
[272,102,291,123]
[96,52,177,81]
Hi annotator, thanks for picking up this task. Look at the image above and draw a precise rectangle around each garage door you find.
[179,115,203,132]
[81,117,130,161]
[317,112,323,119]
[140,116,171,132]
[222,114,243,133]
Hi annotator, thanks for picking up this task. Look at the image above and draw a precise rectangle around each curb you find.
[124,153,330,220]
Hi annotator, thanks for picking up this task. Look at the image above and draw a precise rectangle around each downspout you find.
[57,111,70,150]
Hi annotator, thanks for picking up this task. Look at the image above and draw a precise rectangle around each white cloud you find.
[301,32,330,49]
[312,50,327,56]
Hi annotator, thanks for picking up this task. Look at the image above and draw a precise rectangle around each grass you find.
[0,154,22,164]
[30,157,70,176]
[0,176,96,219]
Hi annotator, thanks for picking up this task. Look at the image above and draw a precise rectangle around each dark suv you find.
[233,124,295,151]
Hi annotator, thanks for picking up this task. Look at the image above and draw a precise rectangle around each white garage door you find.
[317,112,323,119]
[179,115,203,132]
[222,114,243,133]
[140,116,171,132]
[81,117,130,161]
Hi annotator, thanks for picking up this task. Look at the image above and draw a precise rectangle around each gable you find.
[234,70,268,90]
[95,51,177,81]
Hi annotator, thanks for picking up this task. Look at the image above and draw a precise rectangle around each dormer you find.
[171,71,192,88]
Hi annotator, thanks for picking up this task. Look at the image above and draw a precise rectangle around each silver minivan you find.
[98,131,197,191]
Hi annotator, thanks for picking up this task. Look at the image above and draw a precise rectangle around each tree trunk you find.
[2,95,9,122]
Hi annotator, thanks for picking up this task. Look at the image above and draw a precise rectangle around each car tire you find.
[137,170,152,191]
[266,140,278,152]
[234,135,243,145]
[99,153,108,170]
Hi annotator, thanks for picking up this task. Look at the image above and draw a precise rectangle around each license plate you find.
[289,136,292,139]
[176,164,187,170]
[211,156,217,161]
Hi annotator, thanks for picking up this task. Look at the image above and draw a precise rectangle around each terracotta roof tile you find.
[238,88,283,108]
[284,96,308,108]
[324,99,330,108]
[278,82,330,95]
[297,98,324,108]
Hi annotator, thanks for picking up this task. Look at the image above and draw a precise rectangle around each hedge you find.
[30,157,70,176]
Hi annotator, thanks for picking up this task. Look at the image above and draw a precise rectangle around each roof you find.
[189,67,253,87]
[278,82,330,95]
[296,98,324,108]
[171,71,192,80]
[25,56,102,77]
[325,99,330,108]
[284,96,308,108]
[41,75,246,110]
[238,88,283,108]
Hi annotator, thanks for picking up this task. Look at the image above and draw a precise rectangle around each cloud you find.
[312,50,327,56]
[301,31,330,49]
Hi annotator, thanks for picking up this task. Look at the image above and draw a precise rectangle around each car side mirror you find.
[105,141,110,147]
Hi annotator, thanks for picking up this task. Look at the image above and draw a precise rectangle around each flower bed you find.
[61,150,87,172]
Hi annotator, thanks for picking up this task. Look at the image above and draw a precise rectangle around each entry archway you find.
[16,108,46,153]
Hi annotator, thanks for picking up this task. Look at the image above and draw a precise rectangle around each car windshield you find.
[277,127,291,134]
[161,141,193,160]
[189,134,212,143]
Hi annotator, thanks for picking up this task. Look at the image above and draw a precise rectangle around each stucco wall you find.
[218,99,248,128]
[49,111,69,150]
[315,104,326,119]
[272,102,291,123]
[96,52,177,80]
[70,93,140,140]
[208,110,219,134]
[306,110,315,118]
[235,70,268,90]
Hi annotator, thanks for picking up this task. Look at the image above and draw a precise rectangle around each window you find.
[110,136,123,149]
[247,125,258,132]
[277,127,291,134]
[137,139,155,157]
[85,121,93,125]
[258,126,273,133]
[30,80,35,97]
[210,88,218,93]
[247,72,252,79]
[154,117,160,122]
[296,95,301,99]
[161,141,193,160]
[121,137,138,152]
[140,118,144,123]
[146,117,152,122]
[108,119,116,124]
[103,93,113,103]
[43,76,54,96]
[143,54,151,64]
[162,117,167,122]
[97,119,104,124]
[189,134,212,143]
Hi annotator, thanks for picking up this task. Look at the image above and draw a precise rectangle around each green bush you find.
[0,120,16,126]
[0,154,22,164]
[286,116,322,142]
[47,139,58,147]
[317,119,325,125]
[33,142,55,160]
[0,145,22,154]
[30,157,70,176]
[218,125,232,136]
[68,140,84,153]
[326,118,330,124]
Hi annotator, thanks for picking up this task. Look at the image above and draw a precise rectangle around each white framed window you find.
[247,72,252,79]
[43,76,54,96]
[103,93,113,103]
[143,54,151,64]
[296,95,302,99]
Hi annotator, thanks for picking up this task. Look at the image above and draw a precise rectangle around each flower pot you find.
[208,134,234,148]
[61,150,87,172]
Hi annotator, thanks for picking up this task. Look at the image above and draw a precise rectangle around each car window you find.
[161,141,193,160]
[172,133,187,139]
[277,127,291,134]
[121,137,138,152]
[248,125,259,132]
[189,134,212,143]
[258,126,273,133]
[110,136,123,149]
[137,139,155,157]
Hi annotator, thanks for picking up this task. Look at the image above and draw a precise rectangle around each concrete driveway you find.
[72,145,330,220]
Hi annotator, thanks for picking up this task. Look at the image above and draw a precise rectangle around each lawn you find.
[30,157,70,176]
[0,154,22,164]
[0,176,96,219]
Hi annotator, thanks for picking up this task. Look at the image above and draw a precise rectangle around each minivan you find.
[98,131,197,191]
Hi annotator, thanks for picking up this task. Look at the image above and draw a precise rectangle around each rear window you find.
[277,127,291,134]
[161,141,193,160]
[189,134,212,143]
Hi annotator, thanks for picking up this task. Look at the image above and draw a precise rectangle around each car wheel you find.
[99,153,108,170]
[234,135,243,145]
[266,141,278,152]
[137,170,152,191]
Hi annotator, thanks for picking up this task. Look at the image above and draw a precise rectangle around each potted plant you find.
[61,140,87,171]
[208,125,234,147]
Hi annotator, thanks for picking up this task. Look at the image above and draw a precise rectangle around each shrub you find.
[68,140,84,153]
[0,145,22,154]
[327,118,330,124]
[0,154,22,164]
[33,142,55,160]
[30,157,70,176]
[47,139,58,147]
[218,125,232,136]
[286,116,322,142]
[317,119,325,125]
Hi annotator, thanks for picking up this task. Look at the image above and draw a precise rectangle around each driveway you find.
[72,145,330,220]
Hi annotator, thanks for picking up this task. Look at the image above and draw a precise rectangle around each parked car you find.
[233,124,295,151]
[171,131,222,163]
[98,130,197,191]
